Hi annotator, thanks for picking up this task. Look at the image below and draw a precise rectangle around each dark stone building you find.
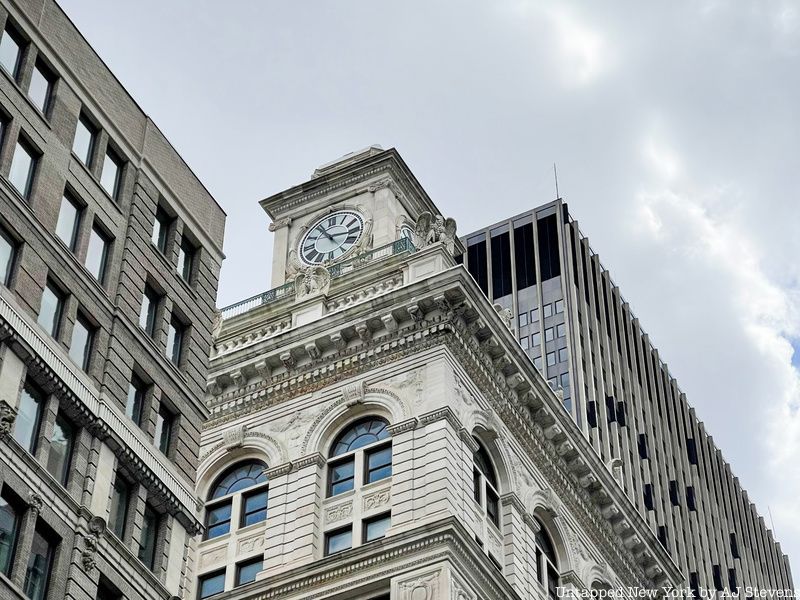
[0,1,225,599]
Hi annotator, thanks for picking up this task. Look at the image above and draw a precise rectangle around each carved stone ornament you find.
[294,265,331,300]
[341,380,365,404]
[28,491,43,514]
[413,211,458,255]
[0,399,17,439]
[223,424,247,450]
[268,217,292,232]
[398,571,440,600]
[493,303,513,330]
[363,488,391,511]
[211,309,223,341]
[81,516,106,573]
[325,501,353,523]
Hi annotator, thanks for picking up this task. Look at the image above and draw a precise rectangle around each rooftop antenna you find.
[553,162,560,200]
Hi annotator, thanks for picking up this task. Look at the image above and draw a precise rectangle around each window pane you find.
[152,208,170,252]
[0,27,22,78]
[364,514,390,542]
[138,505,160,570]
[330,417,389,456]
[85,225,109,282]
[325,527,352,555]
[556,323,566,338]
[241,489,268,527]
[329,459,354,496]
[236,558,262,586]
[546,352,556,367]
[0,495,20,575]
[532,332,541,346]
[365,445,392,484]
[68,314,93,370]
[177,240,194,282]
[209,461,268,499]
[558,348,568,363]
[28,62,52,114]
[24,528,54,600]
[109,477,130,539]
[542,303,553,318]
[46,414,74,485]
[126,376,144,425]
[545,328,554,342]
[12,383,43,453]
[199,570,225,599]
[166,317,184,365]
[9,141,35,198]
[73,115,95,165]
[0,227,14,286]
[55,194,81,250]
[38,282,63,337]
[154,405,173,455]
[139,286,158,336]
[100,150,121,199]
[206,502,232,539]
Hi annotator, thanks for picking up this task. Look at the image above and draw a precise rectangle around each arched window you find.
[534,518,560,600]
[472,438,500,526]
[327,417,391,497]
[205,460,269,540]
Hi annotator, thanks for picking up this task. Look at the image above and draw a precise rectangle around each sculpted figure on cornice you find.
[413,211,457,255]
[294,265,331,299]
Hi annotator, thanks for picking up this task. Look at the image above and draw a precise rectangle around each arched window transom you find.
[327,417,392,498]
[472,438,500,527]
[204,459,269,540]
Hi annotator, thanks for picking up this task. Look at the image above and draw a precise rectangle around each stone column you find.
[385,417,418,534]
[260,460,298,575]
[501,492,529,596]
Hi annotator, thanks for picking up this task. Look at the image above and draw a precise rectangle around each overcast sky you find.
[60,0,799,577]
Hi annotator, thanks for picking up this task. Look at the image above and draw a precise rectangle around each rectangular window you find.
[518,312,528,328]
[730,532,740,559]
[28,61,54,115]
[466,237,489,295]
[240,488,268,528]
[85,224,110,283]
[363,512,391,542]
[9,139,37,198]
[68,312,94,371]
[556,323,566,338]
[616,401,627,427]
[236,557,262,586]
[486,486,500,526]
[324,526,352,556]
[108,476,130,540]
[686,486,697,511]
[530,307,539,323]
[657,525,667,548]
[638,433,649,459]
[490,230,512,298]
[364,444,392,484]
[0,490,21,576]
[24,526,55,600]
[166,316,185,366]
[554,299,564,313]
[605,395,616,423]
[546,352,556,367]
[177,238,195,282]
[55,193,82,251]
[531,332,541,346]
[687,438,698,465]
[537,214,561,281]
[205,500,232,540]
[542,303,553,318]
[586,401,597,428]
[519,336,529,350]
[328,457,355,497]
[73,114,96,166]
[126,374,146,426]
[513,222,536,289]
[38,280,65,337]
[46,412,75,485]
[0,24,23,79]
[96,578,122,600]
[152,207,171,253]
[544,327,554,342]
[643,483,654,511]
[669,480,680,506]
[0,225,15,286]
[712,565,723,591]
[154,403,174,455]
[728,569,737,591]
[100,148,122,200]
[557,348,568,363]
[13,381,44,453]
[533,356,542,370]
[198,569,225,599]
[139,284,160,337]
[138,504,160,571]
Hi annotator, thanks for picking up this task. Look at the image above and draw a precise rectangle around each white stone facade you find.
[195,149,680,599]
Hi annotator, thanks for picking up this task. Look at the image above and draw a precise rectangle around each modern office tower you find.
[0,1,225,599]
[200,146,680,600]
[460,202,793,591]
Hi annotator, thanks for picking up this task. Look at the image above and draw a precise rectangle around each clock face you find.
[299,210,365,265]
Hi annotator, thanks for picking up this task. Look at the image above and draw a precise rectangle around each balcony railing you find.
[219,237,415,321]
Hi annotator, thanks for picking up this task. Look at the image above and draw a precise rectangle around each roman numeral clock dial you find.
[299,210,365,265]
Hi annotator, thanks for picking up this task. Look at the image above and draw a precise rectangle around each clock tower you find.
[196,147,680,600]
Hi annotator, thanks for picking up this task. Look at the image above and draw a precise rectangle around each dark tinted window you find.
[0,491,21,575]
[138,505,160,570]
[109,476,130,539]
[46,413,75,485]
[466,237,488,294]
[24,526,55,600]
[537,214,561,281]
[13,382,43,453]
[0,226,15,286]
[490,230,512,298]
[513,222,536,289]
